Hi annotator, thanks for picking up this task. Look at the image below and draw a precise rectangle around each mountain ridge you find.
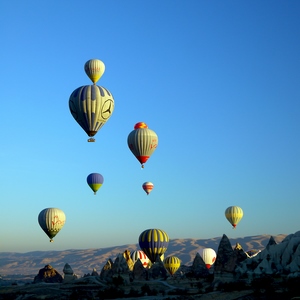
[0,234,287,276]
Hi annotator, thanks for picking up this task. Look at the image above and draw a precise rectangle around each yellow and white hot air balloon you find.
[38,208,66,242]
[69,84,114,142]
[225,206,243,229]
[84,59,105,84]
[127,122,158,168]
[163,256,181,275]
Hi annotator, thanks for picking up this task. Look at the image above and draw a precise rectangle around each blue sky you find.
[0,1,299,252]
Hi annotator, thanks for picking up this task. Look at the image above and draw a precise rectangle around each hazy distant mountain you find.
[0,234,286,276]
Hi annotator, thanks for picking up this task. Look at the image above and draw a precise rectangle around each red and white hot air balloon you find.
[131,250,150,268]
[198,248,216,269]
[142,182,154,195]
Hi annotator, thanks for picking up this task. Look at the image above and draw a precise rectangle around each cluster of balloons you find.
[69,59,114,142]
[38,59,113,241]
[38,58,245,273]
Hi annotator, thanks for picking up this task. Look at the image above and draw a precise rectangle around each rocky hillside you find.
[0,234,286,276]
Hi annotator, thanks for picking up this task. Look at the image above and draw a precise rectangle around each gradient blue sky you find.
[0,1,299,252]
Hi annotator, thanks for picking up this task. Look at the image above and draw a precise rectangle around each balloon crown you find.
[134,122,148,129]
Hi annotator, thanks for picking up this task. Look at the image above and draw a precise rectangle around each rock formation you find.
[132,258,148,280]
[63,263,78,282]
[191,253,210,277]
[237,230,300,278]
[123,249,134,271]
[33,264,63,283]
[100,258,114,281]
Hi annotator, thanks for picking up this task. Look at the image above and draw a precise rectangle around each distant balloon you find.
[138,229,169,263]
[127,122,158,168]
[131,250,149,268]
[198,248,216,269]
[38,208,66,242]
[69,85,114,141]
[163,256,181,275]
[225,206,243,229]
[84,59,105,84]
[142,182,154,195]
[87,173,104,195]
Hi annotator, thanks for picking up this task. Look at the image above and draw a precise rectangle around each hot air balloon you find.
[142,182,154,195]
[127,122,158,168]
[198,248,216,269]
[38,208,66,242]
[225,206,243,229]
[84,59,105,84]
[87,173,104,195]
[69,84,114,142]
[163,256,181,275]
[138,229,169,263]
[131,250,149,268]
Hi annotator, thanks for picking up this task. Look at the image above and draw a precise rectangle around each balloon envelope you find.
[38,208,66,242]
[69,85,114,141]
[138,229,169,263]
[87,173,104,194]
[225,206,243,228]
[130,250,149,268]
[142,182,154,195]
[127,122,158,167]
[163,256,181,275]
[198,248,216,269]
[84,59,105,84]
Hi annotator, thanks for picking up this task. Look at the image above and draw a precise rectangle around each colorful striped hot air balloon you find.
[38,208,66,242]
[127,122,158,168]
[163,256,181,275]
[87,173,104,195]
[84,59,105,84]
[225,206,243,229]
[69,84,114,142]
[198,248,216,269]
[142,182,154,195]
[130,250,149,268]
[138,229,169,263]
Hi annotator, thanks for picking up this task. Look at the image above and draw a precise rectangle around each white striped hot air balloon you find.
[198,248,216,269]
[69,84,114,142]
[142,182,154,195]
[131,250,149,268]
[225,206,243,229]
[127,122,158,168]
[84,59,105,84]
[38,208,66,242]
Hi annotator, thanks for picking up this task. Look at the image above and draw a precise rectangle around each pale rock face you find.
[237,231,300,278]
[123,250,134,271]
[63,263,78,282]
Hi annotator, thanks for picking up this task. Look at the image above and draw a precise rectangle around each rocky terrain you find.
[0,234,286,276]
[1,232,300,299]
